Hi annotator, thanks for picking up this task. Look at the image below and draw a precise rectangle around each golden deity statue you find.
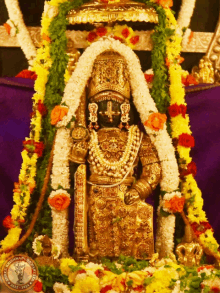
[70,51,161,261]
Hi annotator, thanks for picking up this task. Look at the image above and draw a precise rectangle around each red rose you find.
[179,104,187,118]
[87,31,97,42]
[77,269,86,274]
[144,74,154,83]
[121,28,130,38]
[168,103,180,117]
[34,142,45,157]
[34,280,43,292]
[16,70,37,80]
[178,133,195,148]
[101,285,113,293]
[211,287,220,293]
[3,215,15,229]
[129,35,139,45]
[187,161,197,177]
[37,100,47,117]
[187,74,198,86]
[191,221,213,237]
[95,269,104,278]
[96,27,107,37]
[180,161,197,178]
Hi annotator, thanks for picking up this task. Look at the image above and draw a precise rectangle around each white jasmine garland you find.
[44,2,59,19]
[4,0,37,66]
[182,28,192,48]
[54,38,179,256]
[53,282,71,293]
[48,189,71,258]
[177,0,196,46]
[51,128,72,190]
[177,0,196,31]
[162,191,182,213]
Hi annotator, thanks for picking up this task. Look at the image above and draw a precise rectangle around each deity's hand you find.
[124,189,140,205]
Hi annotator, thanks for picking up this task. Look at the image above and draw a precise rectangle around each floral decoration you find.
[15,69,37,80]
[34,280,43,292]
[32,235,61,259]
[48,194,70,211]
[87,25,139,49]
[144,112,167,131]
[2,215,16,229]
[51,105,69,125]
[164,195,185,213]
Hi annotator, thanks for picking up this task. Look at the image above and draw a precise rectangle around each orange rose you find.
[165,195,185,213]
[48,194,70,211]
[156,0,173,8]
[51,106,68,125]
[144,113,167,131]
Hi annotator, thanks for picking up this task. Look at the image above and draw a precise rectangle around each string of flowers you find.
[0,0,85,263]
[4,0,37,67]
[176,0,197,47]
[87,24,140,49]
[164,7,220,258]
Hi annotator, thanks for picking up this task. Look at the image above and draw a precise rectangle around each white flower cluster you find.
[44,1,59,19]
[53,37,179,257]
[51,128,72,190]
[4,0,37,66]
[53,282,71,293]
[177,0,196,44]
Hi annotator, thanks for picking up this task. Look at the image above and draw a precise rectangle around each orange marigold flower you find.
[156,0,173,8]
[165,58,171,67]
[164,195,185,213]
[3,23,11,35]
[48,194,70,211]
[144,113,167,131]
[3,215,15,229]
[42,33,51,43]
[177,56,184,64]
[51,105,68,125]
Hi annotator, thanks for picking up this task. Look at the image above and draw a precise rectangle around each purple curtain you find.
[0,78,220,246]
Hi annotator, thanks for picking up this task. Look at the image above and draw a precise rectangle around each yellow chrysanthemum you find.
[72,276,100,293]
[41,14,52,36]
[60,258,77,276]
[49,0,68,7]
[0,227,22,249]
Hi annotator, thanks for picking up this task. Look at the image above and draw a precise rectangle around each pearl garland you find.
[89,125,140,178]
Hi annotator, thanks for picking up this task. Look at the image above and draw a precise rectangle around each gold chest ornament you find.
[88,125,140,178]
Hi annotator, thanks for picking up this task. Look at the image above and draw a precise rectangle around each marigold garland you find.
[164,8,220,258]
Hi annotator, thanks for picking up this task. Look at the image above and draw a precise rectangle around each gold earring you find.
[120,103,130,129]
[88,103,99,130]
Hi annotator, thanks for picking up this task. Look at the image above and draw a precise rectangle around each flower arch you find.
[51,37,180,257]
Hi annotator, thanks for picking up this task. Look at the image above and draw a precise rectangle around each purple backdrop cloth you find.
[0,78,220,248]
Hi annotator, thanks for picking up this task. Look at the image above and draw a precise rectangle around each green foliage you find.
[101,255,149,274]
[38,265,69,293]
[126,279,133,287]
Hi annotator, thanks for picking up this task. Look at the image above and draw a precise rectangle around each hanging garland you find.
[1,0,220,267]
[0,0,84,264]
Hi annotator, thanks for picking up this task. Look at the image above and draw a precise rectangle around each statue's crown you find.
[88,50,130,102]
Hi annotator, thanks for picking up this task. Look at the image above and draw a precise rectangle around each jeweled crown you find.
[88,50,131,101]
